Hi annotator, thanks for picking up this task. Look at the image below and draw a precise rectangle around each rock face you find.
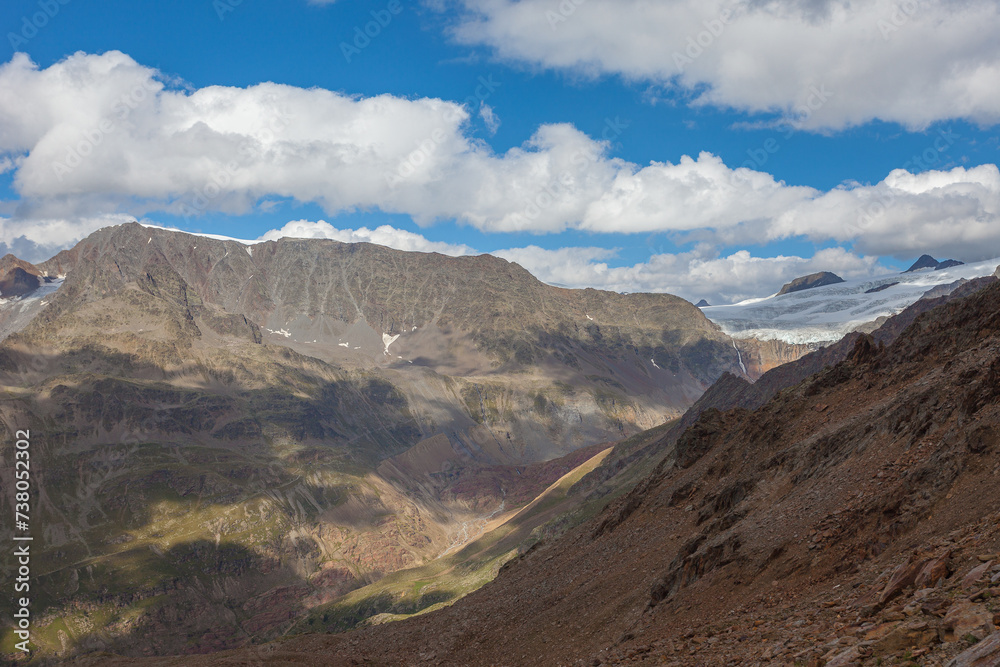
[947,633,1000,666]
[101,272,1000,666]
[0,263,42,297]
[907,254,943,272]
[0,253,42,279]
[0,222,753,660]
[776,270,845,295]
[0,266,40,297]
[734,337,817,377]
[937,259,966,270]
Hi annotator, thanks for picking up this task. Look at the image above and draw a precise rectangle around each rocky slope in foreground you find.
[97,269,1000,665]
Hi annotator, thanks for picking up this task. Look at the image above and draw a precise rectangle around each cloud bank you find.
[1,51,998,301]
[259,221,885,305]
[448,0,1000,131]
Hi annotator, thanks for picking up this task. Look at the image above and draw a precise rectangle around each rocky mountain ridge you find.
[88,261,1000,665]
[0,222,801,660]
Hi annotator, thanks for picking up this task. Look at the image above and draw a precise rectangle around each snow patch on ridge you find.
[382,333,400,355]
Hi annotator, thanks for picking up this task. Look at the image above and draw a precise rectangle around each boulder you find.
[946,632,1000,667]
[942,601,994,642]
[873,620,939,655]
[825,645,866,666]
[964,561,994,589]
[879,558,924,605]
[915,556,950,588]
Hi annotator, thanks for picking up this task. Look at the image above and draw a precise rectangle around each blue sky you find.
[1,0,998,304]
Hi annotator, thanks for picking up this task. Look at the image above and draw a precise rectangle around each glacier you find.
[702,257,1000,345]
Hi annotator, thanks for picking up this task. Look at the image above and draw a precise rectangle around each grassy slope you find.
[290,445,616,635]
[287,419,681,638]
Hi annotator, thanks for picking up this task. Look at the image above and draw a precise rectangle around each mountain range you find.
[0,222,760,659]
[3,224,999,664]
[66,252,1000,666]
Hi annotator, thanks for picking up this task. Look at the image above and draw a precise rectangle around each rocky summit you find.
[905,255,966,273]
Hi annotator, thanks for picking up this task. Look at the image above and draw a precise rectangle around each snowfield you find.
[702,258,1000,345]
[0,277,66,342]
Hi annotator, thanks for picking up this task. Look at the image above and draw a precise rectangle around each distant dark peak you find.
[865,282,898,294]
[905,254,939,272]
[904,255,963,272]
[935,259,964,270]
[776,271,845,296]
[0,267,41,297]
[695,299,711,308]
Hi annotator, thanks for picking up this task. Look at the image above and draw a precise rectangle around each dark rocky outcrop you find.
[0,266,40,297]
[865,281,899,294]
[936,258,965,270]
[776,271,845,296]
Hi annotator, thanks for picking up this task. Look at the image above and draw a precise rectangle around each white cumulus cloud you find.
[495,244,887,305]
[257,220,475,256]
[2,51,1000,273]
[0,213,136,264]
[448,0,1000,130]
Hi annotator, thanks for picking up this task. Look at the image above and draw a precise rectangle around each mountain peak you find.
[0,254,44,298]
[905,254,939,272]
[0,267,41,297]
[776,271,845,296]
[904,254,964,272]
[0,253,42,277]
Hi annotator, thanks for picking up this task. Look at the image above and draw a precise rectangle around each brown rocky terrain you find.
[735,337,817,377]
[0,254,43,280]
[78,264,1000,665]
[0,255,44,298]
